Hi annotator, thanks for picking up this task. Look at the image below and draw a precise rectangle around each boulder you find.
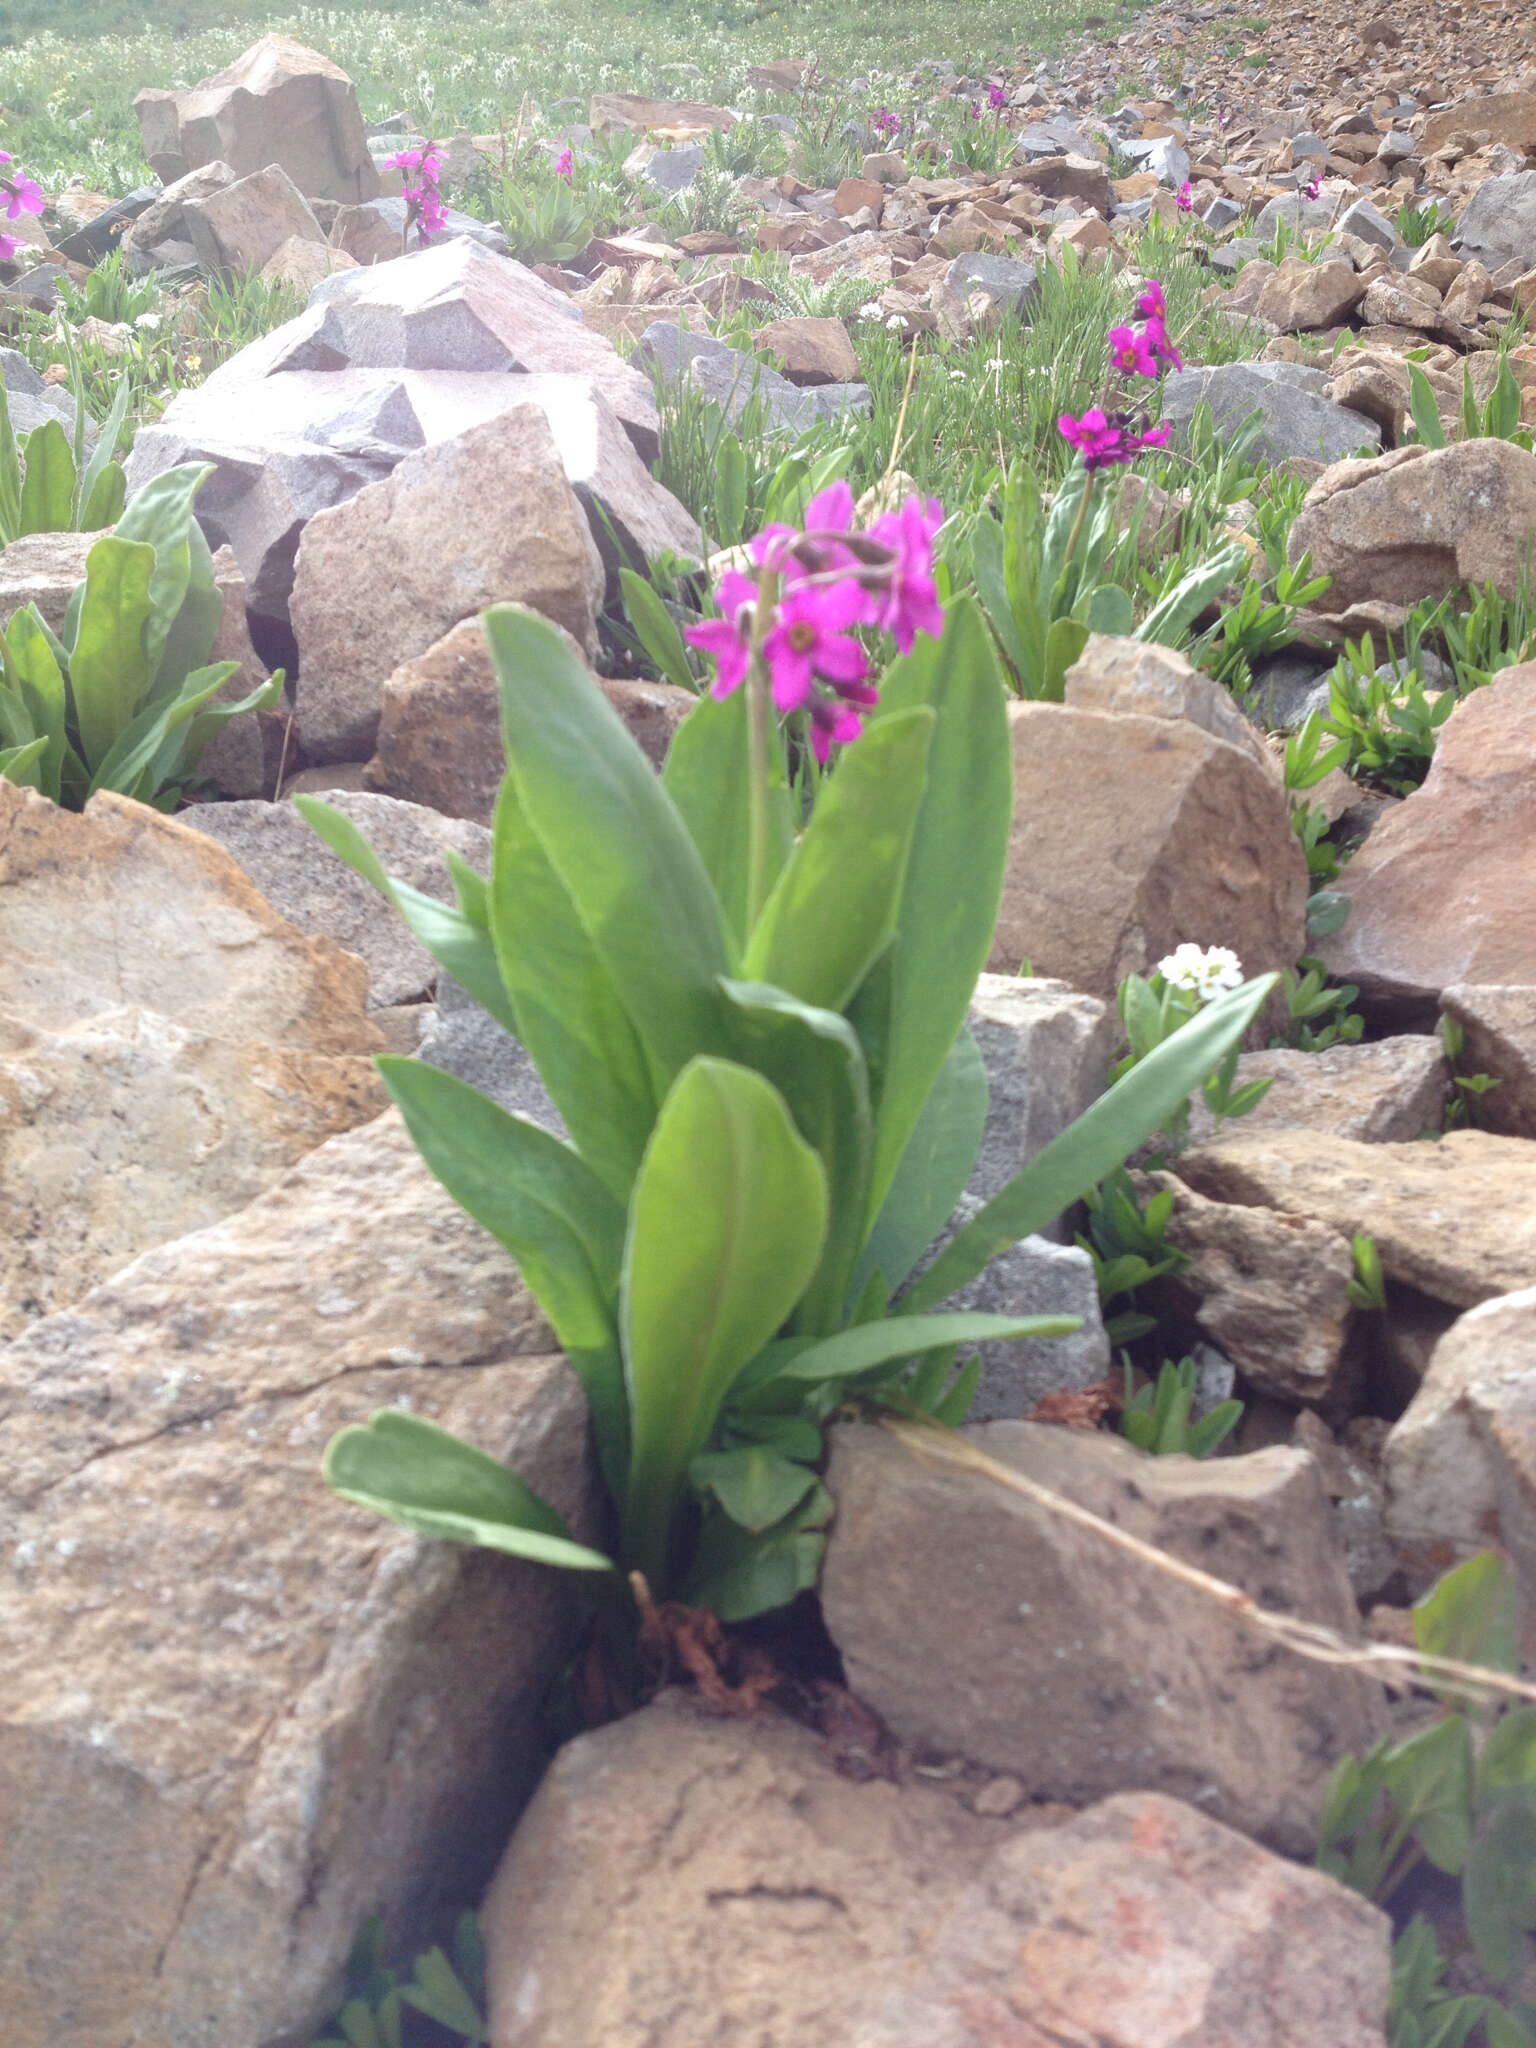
[260,234,358,292]
[1256,254,1370,333]
[364,614,695,823]
[821,1421,1385,1853]
[1177,1126,1536,1312]
[991,701,1308,1012]
[632,320,872,438]
[0,1007,383,1339]
[753,314,861,386]
[1287,444,1536,613]
[965,973,1115,1209]
[1143,1170,1357,1406]
[1454,171,1536,271]
[135,36,380,204]
[0,1112,597,2048]
[1423,95,1536,157]
[945,251,1040,323]
[181,161,327,275]
[1161,362,1382,467]
[290,407,606,762]
[1184,1036,1450,1146]
[1064,631,1275,773]
[588,93,738,136]
[483,1690,1391,2048]
[185,792,492,1008]
[1011,152,1115,212]
[1316,668,1536,1019]
[329,194,513,263]
[1439,985,1536,1138]
[1383,1289,1536,1605]
[121,160,236,253]
[0,780,379,1056]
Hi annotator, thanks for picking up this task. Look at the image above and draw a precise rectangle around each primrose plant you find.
[303,484,1274,1642]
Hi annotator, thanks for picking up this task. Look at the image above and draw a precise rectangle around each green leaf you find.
[662,685,793,952]
[1136,542,1250,646]
[0,735,47,785]
[756,1308,1079,1387]
[1382,1716,1474,1874]
[1408,363,1448,449]
[716,979,873,1337]
[970,509,1028,677]
[488,768,659,1201]
[1465,1794,1536,1981]
[374,1056,630,1496]
[87,658,248,802]
[400,1948,486,2042]
[4,605,68,799]
[110,460,214,689]
[75,375,132,531]
[1086,582,1134,636]
[863,595,1012,1224]
[618,566,698,693]
[902,975,1276,1313]
[1042,614,1089,700]
[1414,1552,1520,1701]
[743,706,934,1011]
[486,602,732,1093]
[324,1410,615,1572]
[854,1023,987,1300]
[715,432,748,545]
[1479,1710,1536,1806]
[16,417,76,534]
[0,379,21,542]
[690,1444,818,1532]
[294,794,520,1041]
[619,1057,828,1589]
[67,534,156,770]
[1484,2004,1536,2048]
[930,1354,981,1426]
[152,511,223,696]
[683,1481,832,1622]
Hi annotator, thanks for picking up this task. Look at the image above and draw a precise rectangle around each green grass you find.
[0,0,1140,197]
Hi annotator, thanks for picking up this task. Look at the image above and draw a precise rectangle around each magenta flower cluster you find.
[553,145,575,178]
[1176,180,1194,214]
[0,153,45,264]
[871,107,901,140]
[685,484,944,763]
[1057,280,1179,471]
[385,146,448,242]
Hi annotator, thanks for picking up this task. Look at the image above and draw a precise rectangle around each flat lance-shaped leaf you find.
[485,603,732,1093]
[742,707,934,1014]
[68,535,156,770]
[620,1057,828,1590]
[325,1410,615,1572]
[853,1021,987,1302]
[662,685,794,953]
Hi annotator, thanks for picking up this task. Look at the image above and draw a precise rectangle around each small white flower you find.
[134,311,162,331]
[885,312,908,330]
[1157,943,1244,1001]
[949,368,966,380]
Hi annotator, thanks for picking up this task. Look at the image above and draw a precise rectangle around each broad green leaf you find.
[486,602,732,1092]
[76,376,132,531]
[756,1308,1080,1386]
[715,433,748,545]
[690,1444,818,1532]
[854,1022,987,1301]
[1464,1794,1536,1981]
[294,795,519,1041]
[863,596,1012,1224]
[376,1056,630,1494]
[489,768,658,1201]
[400,1950,486,2041]
[1484,2004,1536,2048]
[175,662,284,786]
[79,458,126,534]
[901,974,1275,1313]
[931,1354,981,1425]
[324,1410,615,1572]
[89,660,257,802]
[4,605,68,799]
[970,511,1028,676]
[618,566,699,694]
[682,1481,832,1622]
[1408,364,1447,449]
[1382,1716,1474,1874]
[0,735,46,785]
[68,534,156,770]
[1042,614,1089,700]
[1136,543,1249,647]
[662,685,793,952]
[1413,1552,1519,1696]
[1479,1710,1536,1805]
[717,979,873,1337]
[1086,582,1134,636]
[153,512,223,695]
[16,417,75,534]
[743,707,934,1011]
[620,1057,828,1589]
[111,460,213,688]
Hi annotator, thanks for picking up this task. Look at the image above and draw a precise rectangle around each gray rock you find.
[1243,651,1335,728]
[821,1420,1386,1853]
[1335,198,1398,250]
[1253,191,1344,239]
[0,349,92,442]
[418,974,562,1133]
[633,321,871,437]
[53,185,157,265]
[186,792,491,1009]
[1015,117,1098,158]
[1202,195,1242,230]
[639,144,704,194]
[1211,235,1268,272]
[945,251,1040,320]
[965,973,1114,1216]
[1122,134,1190,186]
[1161,362,1382,467]
[0,346,49,399]
[1452,170,1536,270]
[1377,130,1416,163]
[337,191,512,256]
[1291,132,1328,161]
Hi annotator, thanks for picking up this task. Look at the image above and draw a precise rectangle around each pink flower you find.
[386,147,427,172]
[0,232,19,263]
[1143,313,1182,372]
[807,696,870,764]
[1175,181,1193,214]
[1134,279,1166,322]
[685,569,759,700]
[1,169,43,220]
[872,108,901,139]
[1109,323,1158,378]
[1059,411,1167,471]
[1302,174,1320,200]
[969,100,982,120]
[762,578,870,716]
[554,146,574,178]
[868,495,945,653]
[1135,423,1171,454]
[803,480,856,534]
[988,81,1008,110]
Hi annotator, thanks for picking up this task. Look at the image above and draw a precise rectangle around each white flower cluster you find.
[1156,943,1244,1003]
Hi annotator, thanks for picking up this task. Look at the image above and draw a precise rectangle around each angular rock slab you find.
[0,1005,383,1340]
[965,972,1114,1212]
[1317,668,1536,1020]
[1383,1289,1536,1607]
[1162,361,1381,467]
[992,701,1308,1013]
[483,1695,1390,2048]
[0,781,379,1055]
[0,1112,597,2048]
[182,160,326,275]
[136,34,380,203]
[1440,985,1536,1138]
[290,408,606,763]
[1287,445,1536,614]
[186,791,492,1008]
[1184,1036,1449,1146]
[821,1422,1384,1853]
[1178,1127,1536,1312]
